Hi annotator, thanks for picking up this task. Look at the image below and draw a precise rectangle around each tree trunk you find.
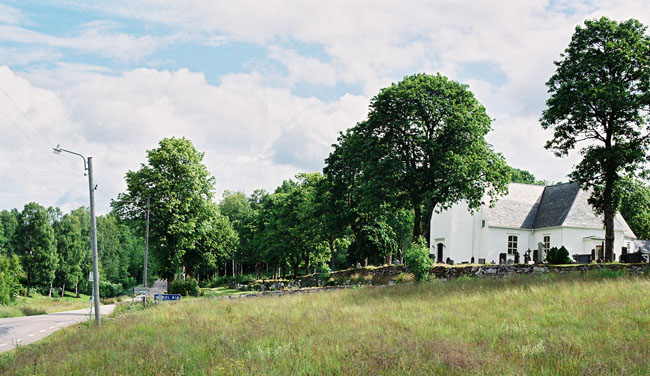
[412,204,422,241]
[232,259,235,277]
[422,208,432,247]
[75,283,79,298]
[603,178,615,262]
[329,237,335,270]
[61,282,65,298]
[48,282,53,297]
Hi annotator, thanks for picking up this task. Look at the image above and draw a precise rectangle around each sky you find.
[1,0,649,214]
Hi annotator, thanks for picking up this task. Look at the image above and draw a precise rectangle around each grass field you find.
[0,291,94,318]
[1,271,649,375]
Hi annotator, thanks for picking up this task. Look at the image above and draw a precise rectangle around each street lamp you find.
[53,144,100,325]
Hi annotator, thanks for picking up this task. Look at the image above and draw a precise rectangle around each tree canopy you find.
[112,137,236,286]
[327,73,510,243]
[541,17,650,259]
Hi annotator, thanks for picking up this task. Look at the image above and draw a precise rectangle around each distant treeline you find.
[0,205,147,303]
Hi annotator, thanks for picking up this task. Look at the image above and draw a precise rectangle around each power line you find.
[0,103,80,179]
[0,83,56,147]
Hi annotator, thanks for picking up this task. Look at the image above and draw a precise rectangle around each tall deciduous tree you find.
[53,214,85,297]
[541,17,650,260]
[14,203,58,296]
[0,210,19,255]
[335,73,509,243]
[112,137,221,288]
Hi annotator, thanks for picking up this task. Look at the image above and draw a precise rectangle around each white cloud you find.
[0,4,23,25]
[3,0,650,213]
[0,22,172,62]
[0,65,369,213]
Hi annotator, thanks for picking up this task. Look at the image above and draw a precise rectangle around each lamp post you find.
[53,145,100,325]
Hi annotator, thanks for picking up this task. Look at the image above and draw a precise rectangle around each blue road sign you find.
[154,294,181,301]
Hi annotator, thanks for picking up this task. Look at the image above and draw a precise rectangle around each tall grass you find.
[1,272,649,375]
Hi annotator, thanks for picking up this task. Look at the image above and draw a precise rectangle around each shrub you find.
[404,237,434,281]
[99,281,124,298]
[0,254,23,305]
[394,273,411,284]
[169,278,200,296]
[546,246,572,264]
[317,265,331,280]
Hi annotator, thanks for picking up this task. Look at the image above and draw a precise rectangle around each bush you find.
[404,237,434,281]
[546,246,572,264]
[394,273,411,284]
[99,281,124,298]
[0,255,23,305]
[317,265,331,280]
[169,278,200,296]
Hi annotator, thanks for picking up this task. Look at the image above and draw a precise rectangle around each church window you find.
[543,235,550,252]
[507,235,518,255]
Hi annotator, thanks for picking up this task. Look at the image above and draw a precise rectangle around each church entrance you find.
[437,243,443,264]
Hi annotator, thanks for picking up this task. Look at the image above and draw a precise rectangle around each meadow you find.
[1,271,649,375]
[0,291,94,318]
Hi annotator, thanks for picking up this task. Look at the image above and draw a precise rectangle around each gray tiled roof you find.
[485,182,636,238]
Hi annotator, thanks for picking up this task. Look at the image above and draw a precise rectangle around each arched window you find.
[507,235,518,255]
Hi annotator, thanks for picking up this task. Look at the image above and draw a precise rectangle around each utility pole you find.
[88,157,100,324]
[53,145,100,325]
[144,196,150,288]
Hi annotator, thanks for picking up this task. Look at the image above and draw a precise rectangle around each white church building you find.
[430,182,637,264]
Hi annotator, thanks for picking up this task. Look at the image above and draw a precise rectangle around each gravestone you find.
[536,242,545,264]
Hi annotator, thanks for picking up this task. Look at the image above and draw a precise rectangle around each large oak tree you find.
[541,17,650,260]
[329,73,510,243]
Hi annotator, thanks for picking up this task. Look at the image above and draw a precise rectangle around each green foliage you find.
[112,137,232,284]
[619,178,650,239]
[169,278,200,296]
[541,17,650,257]
[0,254,23,304]
[546,246,572,264]
[53,214,85,295]
[255,173,330,278]
[394,273,410,284]
[598,269,625,279]
[351,73,510,241]
[98,280,124,298]
[317,264,331,280]
[204,274,256,288]
[14,203,59,295]
[0,209,18,255]
[404,237,434,281]
[508,167,546,185]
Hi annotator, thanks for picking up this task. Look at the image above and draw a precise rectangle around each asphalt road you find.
[0,303,115,353]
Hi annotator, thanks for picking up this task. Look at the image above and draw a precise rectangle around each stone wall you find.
[235,262,648,292]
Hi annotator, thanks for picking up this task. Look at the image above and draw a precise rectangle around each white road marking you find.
[39,330,46,333]
[49,326,55,329]
[0,344,6,347]
[28,334,34,337]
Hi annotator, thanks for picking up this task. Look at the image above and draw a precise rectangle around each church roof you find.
[484,182,636,238]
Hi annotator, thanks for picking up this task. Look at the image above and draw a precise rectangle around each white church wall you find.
[479,227,532,264]
[430,201,475,263]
